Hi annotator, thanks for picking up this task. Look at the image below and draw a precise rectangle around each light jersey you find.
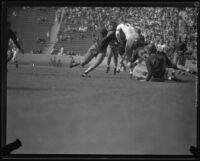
[116,23,139,41]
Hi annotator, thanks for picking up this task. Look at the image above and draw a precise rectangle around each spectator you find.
[46,31,50,41]
[58,47,64,56]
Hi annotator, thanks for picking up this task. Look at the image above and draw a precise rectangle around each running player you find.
[70,21,118,77]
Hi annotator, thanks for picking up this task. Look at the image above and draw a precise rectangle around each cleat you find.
[69,62,79,68]
[82,73,91,77]
[15,61,18,68]
[82,73,87,77]
[116,67,120,73]
[114,67,117,75]
[106,66,110,73]
[129,73,133,79]
[123,66,126,72]
[171,76,182,82]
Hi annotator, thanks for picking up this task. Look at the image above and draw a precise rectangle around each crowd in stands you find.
[61,7,197,40]
[15,6,197,60]
[50,46,78,56]
[59,7,197,59]
[37,17,48,24]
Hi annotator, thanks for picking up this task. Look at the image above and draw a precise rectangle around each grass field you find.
[6,54,197,154]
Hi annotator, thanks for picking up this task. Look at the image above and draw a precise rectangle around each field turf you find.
[6,55,197,154]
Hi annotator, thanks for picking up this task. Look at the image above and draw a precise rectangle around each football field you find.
[6,57,197,154]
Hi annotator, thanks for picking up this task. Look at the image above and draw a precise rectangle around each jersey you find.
[99,30,116,51]
[116,23,138,41]
[145,52,173,81]
[96,27,108,49]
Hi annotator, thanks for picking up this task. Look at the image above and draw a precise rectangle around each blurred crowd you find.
[13,6,197,59]
[59,7,197,59]
[61,7,197,38]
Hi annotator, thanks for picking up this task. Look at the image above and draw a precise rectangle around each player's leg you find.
[70,43,97,68]
[106,45,112,73]
[170,62,197,77]
[80,43,98,67]
[129,46,139,78]
[124,39,135,77]
[83,51,106,76]
[113,47,118,75]
[116,41,126,73]
[12,49,19,68]
[7,50,14,63]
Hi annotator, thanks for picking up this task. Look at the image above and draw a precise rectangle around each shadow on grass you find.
[7,86,77,92]
[164,79,195,83]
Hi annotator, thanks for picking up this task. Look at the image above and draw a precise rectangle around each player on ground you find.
[70,21,118,77]
[141,43,197,82]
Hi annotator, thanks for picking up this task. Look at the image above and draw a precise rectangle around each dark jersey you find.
[145,51,175,81]
[96,27,108,49]
[109,31,118,48]
[118,40,126,56]
[7,29,21,50]
[98,30,116,51]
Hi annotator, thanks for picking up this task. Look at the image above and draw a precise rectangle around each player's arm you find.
[100,31,114,45]
[9,30,21,50]
[167,56,196,75]
[116,27,122,43]
[145,57,153,81]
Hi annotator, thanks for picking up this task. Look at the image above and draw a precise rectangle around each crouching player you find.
[70,21,118,77]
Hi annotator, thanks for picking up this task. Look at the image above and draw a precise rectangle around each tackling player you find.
[115,23,146,77]
[70,21,118,77]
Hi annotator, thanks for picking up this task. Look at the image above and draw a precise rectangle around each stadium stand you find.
[7,7,197,60]
[7,7,57,53]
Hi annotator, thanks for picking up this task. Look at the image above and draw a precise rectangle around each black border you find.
[1,0,200,160]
